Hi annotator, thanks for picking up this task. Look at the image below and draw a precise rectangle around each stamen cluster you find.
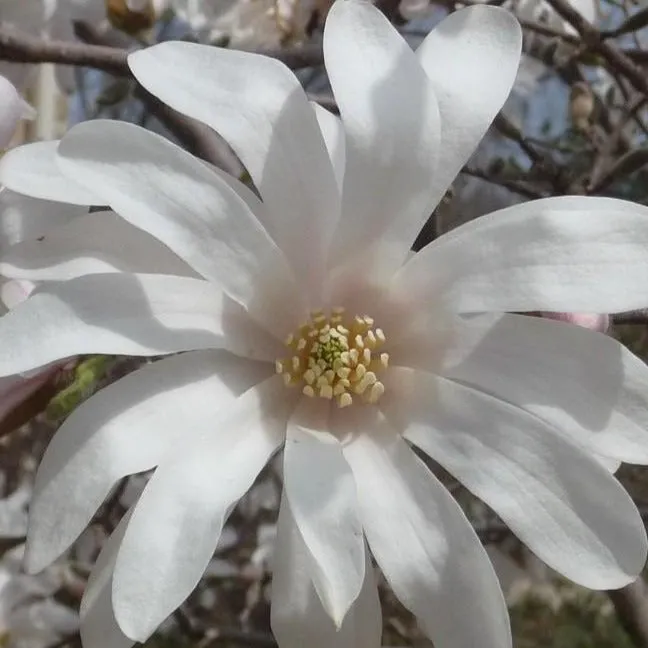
[276,307,389,407]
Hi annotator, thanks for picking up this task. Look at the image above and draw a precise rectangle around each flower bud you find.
[540,311,610,334]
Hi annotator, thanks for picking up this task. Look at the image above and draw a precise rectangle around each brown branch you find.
[0,24,129,75]
[544,0,648,97]
[607,579,648,648]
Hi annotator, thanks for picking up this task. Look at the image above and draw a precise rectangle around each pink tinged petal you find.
[384,368,648,589]
[416,6,522,216]
[0,141,101,205]
[128,42,339,301]
[391,196,648,314]
[432,313,646,466]
[312,102,345,192]
[0,210,196,281]
[0,189,87,251]
[25,350,272,573]
[0,273,281,378]
[324,0,440,284]
[271,494,382,648]
[80,510,134,648]
[57,120,305,339]
[0,75,34,148]
[338,409,511,648]
[284,399,365,626]
[540,311,609,333]
[112,375,296,642]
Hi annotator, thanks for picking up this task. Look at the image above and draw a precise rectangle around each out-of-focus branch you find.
[607,579,648,648]
[544,0,648,97]
[0,23,129,75]
[0,22,324,170]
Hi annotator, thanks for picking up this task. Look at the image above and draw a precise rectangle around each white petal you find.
[0,272,280,377]
[427,312,648,466]
[337,408,510,648]
[384,368,648,589]
[112,375,295,642]
[0,189,86,251]
[0,75,33,148]
[391,196,648,313]
[0,141,100,205]
[415,6,521,217]
[1,209,196,280]
[324,0,440,283]
[57,120,305,338]
[26,350,271,573]
[128,42,339,300]
[312,102,345,191]
[271,494,381,648]
[284,399,364,626]
[80,511,134,648]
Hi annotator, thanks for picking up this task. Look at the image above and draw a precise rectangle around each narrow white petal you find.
[416,6,521,215]
[384,368,648,589]
[392,196,648,313]
[284,399,364,625]
[80,511,134,648]
[1,210,196,280]
[271,494,381,648]
[312,102,345,191]
[0,141,100,205]
[430,312,648,466]
[57,120,305,339]
[0,273,281,377]
[26,350,271,573]
[112,376,295,642]
[128,42,339,299]
[324,0,440,283]
[337,409,511,648]
[0,189,86,251]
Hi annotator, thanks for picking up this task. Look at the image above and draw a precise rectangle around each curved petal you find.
[0,75,34,148]
[324,0,440,284]
[128,42,339,300]
[112,375,295,642]
[57,120,305,339]
[383,368,648,589]
[271,494,381,648]
[25,350,271,573]
[0,210,196,280]
[284,399,364,626]
[312,102,345,191]
[0,189,86,251]
[80,510,134,648]
[428,313,648,466]
[0,273,281,377]
[0,141,100,205]
[415,6,521,217]
[391,196,648,314]
[337,408,511,648]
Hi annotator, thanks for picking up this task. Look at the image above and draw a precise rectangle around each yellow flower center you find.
[275,307,389,408]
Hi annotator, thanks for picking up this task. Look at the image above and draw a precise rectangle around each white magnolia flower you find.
[2,2,648,648]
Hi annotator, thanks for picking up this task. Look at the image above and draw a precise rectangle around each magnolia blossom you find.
[2,2,648,648]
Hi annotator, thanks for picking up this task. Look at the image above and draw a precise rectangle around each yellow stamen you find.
[275,307,389,407]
